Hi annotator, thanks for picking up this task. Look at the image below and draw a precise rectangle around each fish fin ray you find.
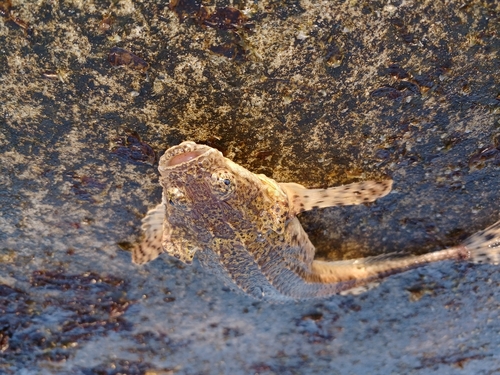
[132,202,166,265]
[464,219,500,264]
[280,180,393,214]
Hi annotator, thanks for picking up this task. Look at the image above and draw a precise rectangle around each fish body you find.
[133,141,500,301]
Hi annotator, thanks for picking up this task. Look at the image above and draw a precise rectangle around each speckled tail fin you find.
[132,202,166,265]
[464,219,500,264]
[301,247,466,297]
[298,219,500,297]
[280,180,393,215]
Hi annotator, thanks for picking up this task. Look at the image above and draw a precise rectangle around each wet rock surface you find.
[1,0,500,374]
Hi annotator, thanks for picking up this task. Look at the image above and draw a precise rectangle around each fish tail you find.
[464,219,500,264]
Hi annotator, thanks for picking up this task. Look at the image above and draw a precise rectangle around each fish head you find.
[157,141,289,263]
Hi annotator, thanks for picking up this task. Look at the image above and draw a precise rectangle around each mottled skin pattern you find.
[133,141,500,301]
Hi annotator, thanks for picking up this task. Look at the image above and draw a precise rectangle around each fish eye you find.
[211,170,236,199]
[166,187,189,210]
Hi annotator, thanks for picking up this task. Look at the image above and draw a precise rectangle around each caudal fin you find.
[464,219,500,264]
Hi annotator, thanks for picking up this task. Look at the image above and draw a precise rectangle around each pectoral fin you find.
[132,201,166,265]
[280,180,393,215]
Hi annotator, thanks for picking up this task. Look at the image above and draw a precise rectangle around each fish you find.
[133,141,500,301]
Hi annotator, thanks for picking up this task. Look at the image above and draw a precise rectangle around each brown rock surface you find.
[1,1,499,373]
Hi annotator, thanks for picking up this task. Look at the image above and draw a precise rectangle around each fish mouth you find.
[159,141,212,170]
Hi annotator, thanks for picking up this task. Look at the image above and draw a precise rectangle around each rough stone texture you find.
[1,0,500,374]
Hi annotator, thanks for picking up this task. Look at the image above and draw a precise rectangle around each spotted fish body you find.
[133,141,500,301]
